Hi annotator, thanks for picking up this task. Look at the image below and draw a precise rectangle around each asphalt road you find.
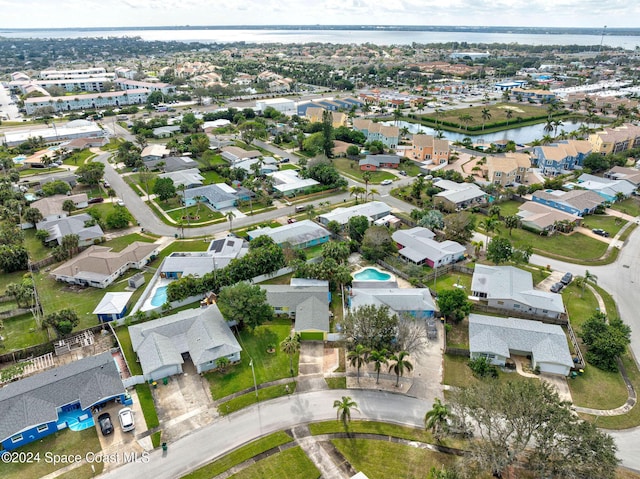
[99,389,428,479]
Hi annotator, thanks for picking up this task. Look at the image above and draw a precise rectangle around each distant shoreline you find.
[0,25,638,36]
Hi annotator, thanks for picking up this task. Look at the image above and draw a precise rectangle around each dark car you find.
[88,197,104,204]
[550,282,564,293]
[592,228,610,237]
[98,413,113,436]
[561,272,573,285]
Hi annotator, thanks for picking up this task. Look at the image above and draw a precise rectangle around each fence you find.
[0,308,32,320]
[470,303,569,325]
[29,255,58,272]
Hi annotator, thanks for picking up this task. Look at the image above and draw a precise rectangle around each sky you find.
[0,0,638,30]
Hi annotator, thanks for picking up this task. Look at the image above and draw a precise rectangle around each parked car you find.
[550,282,564,293]
[116,199,125,207]
[98,413,113,436]
[561,272,573,285]
[381,179,393,185]
[592,228,610,237]
[88,197,104,204]
[118,408,135,432]
[398,170,407,176]
[287,218,297,224]
[103,181,110,189]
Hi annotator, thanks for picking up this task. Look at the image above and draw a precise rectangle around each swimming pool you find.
[12,155,26,164]
[353,268,392,281]
[150,285,168,307]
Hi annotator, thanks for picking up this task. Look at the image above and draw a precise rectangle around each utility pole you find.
[599,25,607,54]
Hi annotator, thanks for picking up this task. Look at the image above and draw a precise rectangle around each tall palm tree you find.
[388,351,413,387]
[424,398,451,443]
[481,108,492,131]
[471,240,483,258]
[333,396,359,426]
[505,109,513,126]
[350,185,365,204]
[367,188,379,202]
[368,349,389,384]
[348,344,370,383]
[280,334,301,376]
[585,270,598,286]
[226,210,236,231]
[362,171,372,201]
[480,217,500,248]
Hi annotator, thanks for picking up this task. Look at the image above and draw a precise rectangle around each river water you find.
[1,28,639,49]
[384,120,584,144]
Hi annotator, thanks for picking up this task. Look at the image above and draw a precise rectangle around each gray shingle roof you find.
[392,227,465,264]
[350,288,436,316]
[469,313,573,368]
[184,184,237,205]
[261,285,328,310]
[295,296,330,332]
[248,220,330,247]
[36,213,104,244]
[0,352,124,442]
[129,305,241,377]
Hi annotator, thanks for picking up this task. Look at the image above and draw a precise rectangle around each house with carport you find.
[129,304,242,381]
[469,313,574,376]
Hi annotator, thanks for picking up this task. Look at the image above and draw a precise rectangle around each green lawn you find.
[498,229,608,263]
[62,149,94,166]
[492,199,523,217]
[332,157,396,183]
[279,164,299,171]
[156,196,183,212]
[116,326,143,376]
[157,239,210,260]
[309,421,437,444]
[445,317,469,348]
[199,152,229,167]
[219,381,296,414]
[0,270,33,297]
[135,383,160,429]
[102,233,155,252]
[432,272,472,295]
[582,215,627,236]
[398,159,422,177]
[1,312,49,352]
[166,205,223,224]
[568,361,629,410]
[227,446,319,479]
[4,427,103,479]
[562,283,599,330]
[23,229,51,262]
[610,197,640,217]
[201,170,226,184]
[205,318,298,399]
[443,354,536,389]
[181,432,293,479]
[303,243,325,259]
[325,377,346,389]
[332,439,458,479]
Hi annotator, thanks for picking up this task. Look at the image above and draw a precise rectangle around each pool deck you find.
[140,278,173,312]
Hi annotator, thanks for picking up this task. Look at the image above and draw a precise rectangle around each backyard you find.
[332,157,396,183]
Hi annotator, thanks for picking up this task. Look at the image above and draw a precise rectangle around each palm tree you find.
[333,396,359,427]
[458,114,473,131]
[350,185,365,204]
[226,210,236,231]
[348,344,370,383]
[543,119,554,135]
[471,240,483,258]
[481,108,492,130]
[585,270,598,286]
[368,349,389,384]
[367,188,379,202]
[505,109,513,126]
[504,215,520,236]
[280,334,301,376]
[480,217,500,248]
[552,119,564,136]
[615,191,626,203]
[393,107,402,126]
[362,171,372,200]
[424,398,451,443]
[388,351,413,387]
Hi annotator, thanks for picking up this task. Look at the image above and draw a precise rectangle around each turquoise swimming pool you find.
[353,268,392,281]
[150,286,168,307]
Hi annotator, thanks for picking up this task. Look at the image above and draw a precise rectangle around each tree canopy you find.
[436,288,471,323]
[217,282,274,330]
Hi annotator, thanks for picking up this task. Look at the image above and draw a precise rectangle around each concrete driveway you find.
[297,341,327,393]
[536,270,565,292]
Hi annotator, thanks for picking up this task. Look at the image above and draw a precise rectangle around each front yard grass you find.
[332,157,396,183]
[205,318,298,399]
[218,381,296,414]
[166,205,223,224]
[492,199,523,217]
[582,214,627,236]
[443,354,535,389]
[309,420,449,446]
[4,427,103,479]
[562,283,599,330]
[610,197,640,217]
[181,431,293,479]
[325,377,346,389]
[226,446,319,479]
[499,229,608,263]
[102,233,155,252]
[135,383,160,429]
[568,361,628,410]
[201,170,226,184]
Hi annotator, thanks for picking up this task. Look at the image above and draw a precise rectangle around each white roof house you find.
[349,287,436,318]
[392,227,466,267]
[471,264,565,319]
[36,213,104,247]
[160,237,249,278]
[575,173,636,201]
[248,220,331,248]
[434,182,487,210]
[267,170,319,194]
[158,168,205,188]
[469,313,574,376]
[318,201,391,226]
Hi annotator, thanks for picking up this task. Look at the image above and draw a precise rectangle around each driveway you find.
[536,270,564,292]
[296,341,327,393]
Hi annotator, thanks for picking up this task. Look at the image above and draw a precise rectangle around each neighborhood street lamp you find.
[249,359,258,400]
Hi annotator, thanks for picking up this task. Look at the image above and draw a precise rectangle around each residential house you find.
[261,279,330,337]
[153,125,181,138]
[268,170,320,195]
[352,119,399,149]
[129,305,242,381]
[392,227,466,267]
[158,168,205,189]
[248,220,331,249]
[92,292,133,322]
[318,201,391,226]
[31,194,89,222]
[349,286,436,318]
[0,352,127,451]
[575,173,636,202]
[359,154,400,171]
[141,144,170,163]
[532,189,606,216]
[533,140,591,176]
[145,156,199,172]
[469,314,574,376]
[233,156,278,175]
[485,153,531,186]
[36,213,104,247]
[63,137,108,150]
[604,166,640,187]
[589,123,640,155]
[410,135,450,164]
[517,201,582,232]
[160,237,249,279]
[182,184,237,210]
[50,242,158,288]
[433,181,487,212]
[470,264,565,319]
[221,146,262,165]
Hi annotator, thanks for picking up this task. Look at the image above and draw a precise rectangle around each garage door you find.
[148,365,182,382]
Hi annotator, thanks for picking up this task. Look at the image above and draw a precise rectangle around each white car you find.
[118,407,135,432]
[116,199,125,207]
[380,179,393,186]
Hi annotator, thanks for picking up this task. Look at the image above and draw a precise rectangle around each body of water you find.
[385,120,584,145]
[0,28,638,49]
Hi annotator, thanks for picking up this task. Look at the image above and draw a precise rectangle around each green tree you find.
[226,210,236,231]
[61,234,79,258]
[239,120,267,145]
[105,207,133,229]
[348,215,369,243]
[216,357,230,373]
[217,282,274,330]
[443,212,476,244]
[152,177,176,202]
[62,199,76,216]
[388,350,413,387]
[342,304,398,352]
[418,210,444,230]
[368,349,389,384]
[361,171,372,200]
[486,236,513,264]
[503,215,519,236]
[0,245,29,273]
[333,396,359,427]
[23,207,43,226]
[346,145,360,158]
[437,289,471,323]
[44,308,79,337]
[321,110,334,157]
[42,180,71,196]
[326,220,342,236]
[361,225,397,261]
[350,185,366,204]
[75,161,105,185]
[321,241,350,264]
[424,398,451,443]
[348,344,370,383]
[280,333,301,376]
[481,108,492,130]
[581,312,631,372]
